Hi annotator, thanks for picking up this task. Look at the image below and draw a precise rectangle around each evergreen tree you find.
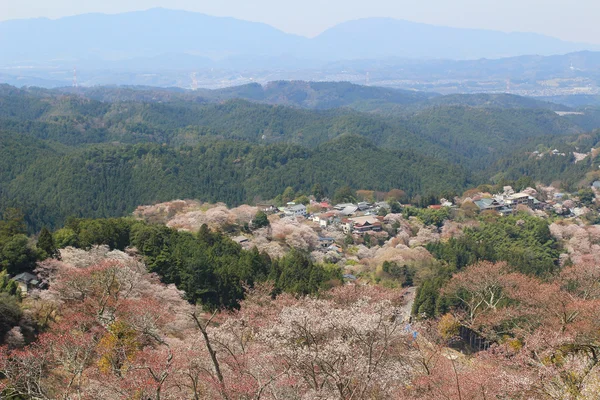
[252,211,270,229]
[578,188,595,206]
[333,186,356,204]
[389,201,402,214]
[363,233,372,247]
[37,227,58,259]
[0,208,26,237]
[401,265,414,287]
[344,234,354,246]
[293,195,310,205]
[0,235,38,275]
[0,270,19,297]
[0,293,22,340]
[311,183,325,201]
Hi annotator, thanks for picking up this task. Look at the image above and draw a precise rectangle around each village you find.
[128,179,600,290]
[262,180,599,240]
[10,178,600,298]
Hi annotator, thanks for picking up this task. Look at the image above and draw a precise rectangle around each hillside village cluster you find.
[220,181,600,273]
[13,180,600,296]
[263,181,599,235]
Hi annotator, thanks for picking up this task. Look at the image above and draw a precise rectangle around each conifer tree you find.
[37,227,59,259]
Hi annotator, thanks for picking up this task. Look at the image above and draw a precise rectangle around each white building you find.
[284,204,307,218]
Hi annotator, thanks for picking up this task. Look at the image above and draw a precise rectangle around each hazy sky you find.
[1,0,598,43]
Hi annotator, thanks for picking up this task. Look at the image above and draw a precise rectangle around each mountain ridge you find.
[1,8,598,67]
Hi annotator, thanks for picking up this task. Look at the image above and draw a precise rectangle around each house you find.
[475,192,541,215]
[428,205,442,210]
[505,193,534,208]
[320,202,332,210]
[353,221,382,233]
[592,181,600,189]
[340,206,359,216]
[256,203,278,214]
[357,202,371,211]
[474,198,505,211]
[334,203,356,211]
[498,207,514,216]
[343,216,384,234]
[532,198,544,210]
[313,212,337,227]
[11,272,41,296]
[440,198,454,207]
[283,204,307,218]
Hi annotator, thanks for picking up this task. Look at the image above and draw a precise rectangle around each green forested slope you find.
[401,106,581,163]
[63,81,439,110]
[0,87,586,161]
[2,84,600,231]
[64,82,570,113]
[1,135,471,230]
[420,93,567,111]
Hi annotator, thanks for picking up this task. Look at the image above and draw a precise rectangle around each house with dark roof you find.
[334,203,355,210]
[357,202,372,211]
[343,216,384,234]
[473,198,504,211]
[11,272,41,296]
[340,206,359,216]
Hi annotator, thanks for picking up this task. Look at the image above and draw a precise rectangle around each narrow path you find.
[399,286,416,322]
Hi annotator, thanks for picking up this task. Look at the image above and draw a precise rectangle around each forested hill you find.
[58,81,568,113]
[53,81,434,108]
[0,85,587,159]
[0,132,471,230]
[2,83,600,230]
[420,93,568,111]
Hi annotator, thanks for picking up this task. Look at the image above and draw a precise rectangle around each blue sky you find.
[1,0,598,44]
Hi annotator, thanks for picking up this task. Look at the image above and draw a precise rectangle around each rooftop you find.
[12,272,39,285]
[348,215,382,225]
[506,192,531,200]
[341,206,359,216]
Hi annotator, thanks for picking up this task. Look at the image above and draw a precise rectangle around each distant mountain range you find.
[1,8,598,68]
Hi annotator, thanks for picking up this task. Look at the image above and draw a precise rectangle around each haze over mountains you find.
[1,7,598,67]
[2,8,600,97]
